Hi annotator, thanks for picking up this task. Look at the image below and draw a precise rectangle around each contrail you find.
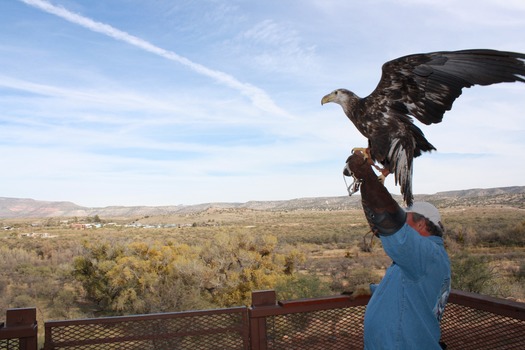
[20,0,289,116]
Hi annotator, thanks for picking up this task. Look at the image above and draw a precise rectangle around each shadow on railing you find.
[1,290,524,349]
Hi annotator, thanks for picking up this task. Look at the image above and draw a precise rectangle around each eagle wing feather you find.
[370,50,525,125]
[362,50,525,205]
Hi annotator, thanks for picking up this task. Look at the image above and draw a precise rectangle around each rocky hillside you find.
[1,186,524,218]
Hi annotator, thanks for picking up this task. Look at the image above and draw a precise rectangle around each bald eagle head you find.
[321,89,358,106]
[322,89,360,118]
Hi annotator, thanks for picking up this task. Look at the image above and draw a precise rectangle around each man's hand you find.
[344,150,377,181]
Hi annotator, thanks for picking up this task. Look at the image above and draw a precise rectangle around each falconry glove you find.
[345,151,406,236]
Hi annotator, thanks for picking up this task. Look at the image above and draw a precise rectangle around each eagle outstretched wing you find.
[372,49,525,125]
[322,49,525,205]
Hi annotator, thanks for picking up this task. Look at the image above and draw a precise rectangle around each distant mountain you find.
[1,186,524,218]
[0,197,87,218]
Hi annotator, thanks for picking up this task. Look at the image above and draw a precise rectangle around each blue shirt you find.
[364,223,451,350]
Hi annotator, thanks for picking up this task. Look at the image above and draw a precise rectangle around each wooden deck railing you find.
[1,290,524,349]
[0,308,38,350]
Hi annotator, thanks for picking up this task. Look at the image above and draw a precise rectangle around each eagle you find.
[321,49,525,206]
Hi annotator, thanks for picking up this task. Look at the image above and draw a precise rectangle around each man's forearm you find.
[345,151,406,236]
[360,179,406,236]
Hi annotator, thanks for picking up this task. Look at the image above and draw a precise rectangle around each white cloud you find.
[19,0,290,117]
[218,18,318,76]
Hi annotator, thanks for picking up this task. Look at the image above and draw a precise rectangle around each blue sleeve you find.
[380,223,440,280]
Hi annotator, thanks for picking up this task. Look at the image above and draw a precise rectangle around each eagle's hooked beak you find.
[321,92,335,105]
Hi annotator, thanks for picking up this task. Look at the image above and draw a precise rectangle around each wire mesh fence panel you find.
[36,290,525,350]
[441,302,525,350]
[265,305,366,350]
[0,338,20,350]
[45,308,248,350]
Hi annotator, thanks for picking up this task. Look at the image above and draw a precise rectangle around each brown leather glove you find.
[344,150,378,182]
[345,151,406,236]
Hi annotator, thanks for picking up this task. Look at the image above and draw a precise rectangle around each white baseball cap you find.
[406,202,442,229]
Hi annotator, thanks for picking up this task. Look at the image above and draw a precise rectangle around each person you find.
[344,150,451,350]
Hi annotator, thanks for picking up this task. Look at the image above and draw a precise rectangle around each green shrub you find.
[451,253,495,294]
[275,274,332,300]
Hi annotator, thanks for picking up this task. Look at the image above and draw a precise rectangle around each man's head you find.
[406,202,444,237]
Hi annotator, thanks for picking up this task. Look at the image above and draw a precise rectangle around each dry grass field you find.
[1,205,524,326]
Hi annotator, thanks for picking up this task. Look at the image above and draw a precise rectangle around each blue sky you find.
[1,0,524,207]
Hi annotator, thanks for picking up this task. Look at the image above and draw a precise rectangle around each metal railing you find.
[1,290,524,349]
[441,290,525,349]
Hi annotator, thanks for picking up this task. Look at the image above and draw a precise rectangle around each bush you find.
[516,261,525,281]
[451,253,495,294]
[275,275,332,300]
[73,233,292,314]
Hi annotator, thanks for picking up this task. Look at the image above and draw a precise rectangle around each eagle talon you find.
[351,147,369,156]
[374,166,390,183]
[351,147,374,164]
[352,147,390,182]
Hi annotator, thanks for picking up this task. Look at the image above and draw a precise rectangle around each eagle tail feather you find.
[388,138,414,206]
[411,124,436,157]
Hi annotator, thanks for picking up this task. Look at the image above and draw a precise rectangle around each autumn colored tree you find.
[198,232,286,306]
[72,232,305,314]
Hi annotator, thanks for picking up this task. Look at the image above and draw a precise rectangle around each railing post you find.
[249,290,277,350]
[0,308,38,350]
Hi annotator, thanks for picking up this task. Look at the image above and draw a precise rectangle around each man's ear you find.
[407,212,425,230]
[411,214,430,236]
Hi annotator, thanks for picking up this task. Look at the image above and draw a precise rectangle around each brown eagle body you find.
[322,49,525,206]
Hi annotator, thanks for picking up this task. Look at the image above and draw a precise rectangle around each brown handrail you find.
[448,289,525,320]
[1,290,524,349]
